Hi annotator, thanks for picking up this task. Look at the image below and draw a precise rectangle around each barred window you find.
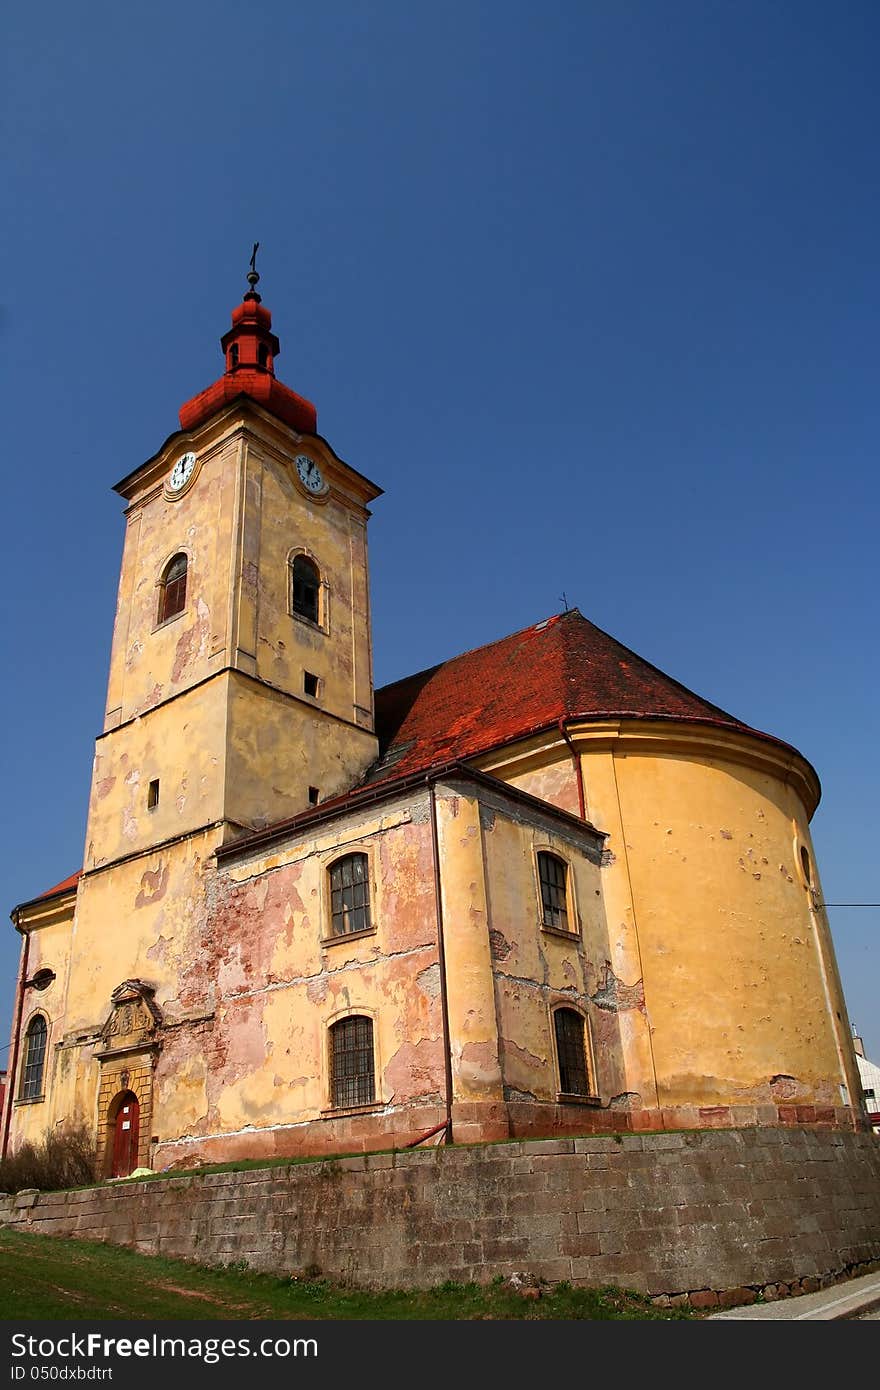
[330,1015,375,1108]
[538,851,569,930]
[554,1008,590,1096]
[291,555,320,624]
[158,553,187,624]
[20,1015,47,1101]
[329,853,371,937]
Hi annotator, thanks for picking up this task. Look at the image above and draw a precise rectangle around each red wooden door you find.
[112,1093,139,1178]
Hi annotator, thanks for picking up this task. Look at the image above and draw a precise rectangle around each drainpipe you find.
[559,718,586,820]
[428,783,453,1144]
[2,919,29,1159]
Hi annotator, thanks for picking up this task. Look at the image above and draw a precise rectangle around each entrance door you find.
[111,1092,139,1177]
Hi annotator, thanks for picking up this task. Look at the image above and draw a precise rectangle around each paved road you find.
[710,1270,880,1320]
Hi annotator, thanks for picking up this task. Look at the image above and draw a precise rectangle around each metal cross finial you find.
[246,242,261,294]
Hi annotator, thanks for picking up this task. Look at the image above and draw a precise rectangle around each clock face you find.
[169,452,196,492]
[295,454,326,495]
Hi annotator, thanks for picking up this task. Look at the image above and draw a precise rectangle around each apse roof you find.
[367,606,765,783]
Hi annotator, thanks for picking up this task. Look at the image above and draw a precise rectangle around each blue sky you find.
[3,1,878,1066]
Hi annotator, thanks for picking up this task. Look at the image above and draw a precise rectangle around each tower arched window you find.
[291,554,321,625]
[258,343,269,369]
[229,343,239,369]
[553,1007,591,1097]
[20,1015,48,1101]
[157,554,187,625]
[330,1015,375,1108]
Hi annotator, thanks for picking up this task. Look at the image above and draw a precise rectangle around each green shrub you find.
[0,1125,97,1193]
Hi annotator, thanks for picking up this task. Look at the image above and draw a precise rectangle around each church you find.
[2,268,865,1179]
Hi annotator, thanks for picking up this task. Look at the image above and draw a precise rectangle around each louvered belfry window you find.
[158,554,187,624]
[329,853,371,936]
[554,1008,590,1096]
[291,555,320,624]
[330,1015,375,1108]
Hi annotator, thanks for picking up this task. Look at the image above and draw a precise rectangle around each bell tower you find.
[85,261,382,874]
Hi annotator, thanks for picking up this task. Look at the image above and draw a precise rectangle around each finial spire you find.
[244,241,261,301]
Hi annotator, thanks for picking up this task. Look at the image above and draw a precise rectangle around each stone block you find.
[718,1286,757,1308]
[688,1289,720,1309]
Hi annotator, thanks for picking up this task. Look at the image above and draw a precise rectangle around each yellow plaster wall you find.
[84,679,229,870]
[6,904,76,1147]
[611,746,855,1108]
[249,442,376,730]
[433,787,504,1105]
[223,674,378,832]
[488,748,658,1107]
[66,829,218,1038]
[479,809,623,1104]
[149,796,442,1147]
[105,431,241,727]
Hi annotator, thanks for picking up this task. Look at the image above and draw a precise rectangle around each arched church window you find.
[20,1015,47,1101]
[328,853,371,937]
[157,554,187,625]
[330,1015,375,1108]
[291,554,321,625]
[553,1007,591,1097]
[537,851,569,931]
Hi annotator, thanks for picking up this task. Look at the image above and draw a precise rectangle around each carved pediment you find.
[100,980,162,1048]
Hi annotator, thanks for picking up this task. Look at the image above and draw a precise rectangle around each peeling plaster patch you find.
[306,977,328,1005]
[217,941,250,996]
[135,863,169,908]
[416,963,441,999]
[600,849,615,866]
[385,1037,443,1095]
[95,776,116,800]
[124,769,141,787]
[590,963,645,1013]
[770,1075,799,1100]
[504,1086,537,1102]
[242,560,259,597]
[778,864,794,882]
[146,935,170,965]
[720,828,733,840]
[562,960,577,985]
[172,629,196,683]
[122,809,139,841]
[479,804,496,830]
[610,1092,641,1110]
[459,1040,500,1089]
[501,1039,544,1071]
[488,929,512,961]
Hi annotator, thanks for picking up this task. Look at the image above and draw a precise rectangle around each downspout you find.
[559,718,586,820]
[428,783,453,1143]
[2,919,29,1158]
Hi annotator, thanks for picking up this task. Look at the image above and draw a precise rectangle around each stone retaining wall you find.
[3,1128,880,1305]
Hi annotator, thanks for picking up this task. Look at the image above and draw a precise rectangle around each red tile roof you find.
[369,608,782,782]
[36,872,81,900]
[26,611,808,897]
